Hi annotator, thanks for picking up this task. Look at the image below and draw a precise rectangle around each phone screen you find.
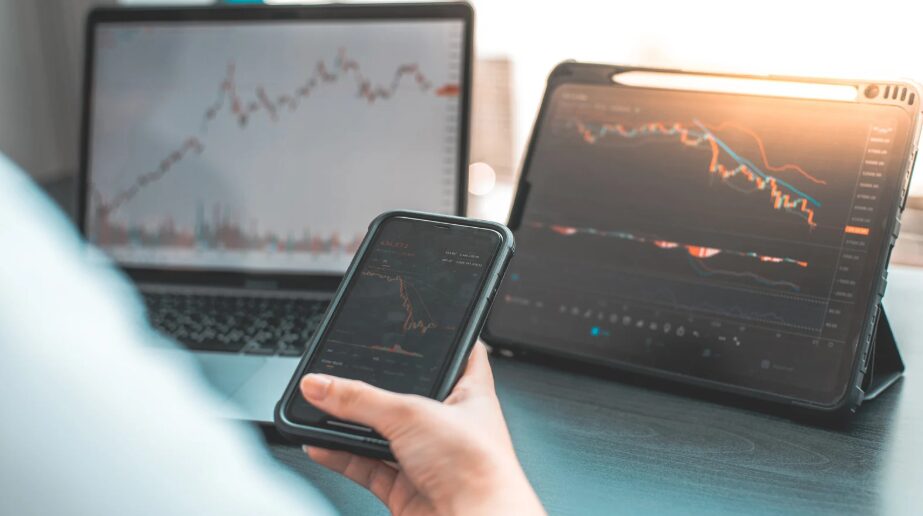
[285,216,502,433]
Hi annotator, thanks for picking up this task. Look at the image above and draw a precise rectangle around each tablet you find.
[483,63,920,412]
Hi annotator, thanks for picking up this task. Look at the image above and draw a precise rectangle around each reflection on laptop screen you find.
[86,20,464,273]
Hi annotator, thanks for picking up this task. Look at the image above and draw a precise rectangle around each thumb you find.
[300,374,429,437]
[455,341,496,394]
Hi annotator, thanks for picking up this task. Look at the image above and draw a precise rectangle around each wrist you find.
[445,458,544,516]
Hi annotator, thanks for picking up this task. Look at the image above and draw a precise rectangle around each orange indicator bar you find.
[435,83,460,97]
[844,225,870,236]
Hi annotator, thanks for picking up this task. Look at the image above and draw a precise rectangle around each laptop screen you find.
[84,18,465,274]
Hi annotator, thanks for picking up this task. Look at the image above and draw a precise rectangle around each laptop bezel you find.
[77,2,473,292]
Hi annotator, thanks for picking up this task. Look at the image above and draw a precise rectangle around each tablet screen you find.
[487,82,911,405]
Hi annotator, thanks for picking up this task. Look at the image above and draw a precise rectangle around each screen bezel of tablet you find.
[483,63,920,412]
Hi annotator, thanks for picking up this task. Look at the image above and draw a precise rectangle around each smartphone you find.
[275,211,514,459]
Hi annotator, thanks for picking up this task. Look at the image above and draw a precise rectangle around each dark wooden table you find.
[40,179,922,515]
[266,266,923,516]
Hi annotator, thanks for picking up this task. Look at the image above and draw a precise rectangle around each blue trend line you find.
[692,119,821,208]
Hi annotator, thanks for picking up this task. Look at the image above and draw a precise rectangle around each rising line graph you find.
[92,48,460,224]
[203,48,457,130]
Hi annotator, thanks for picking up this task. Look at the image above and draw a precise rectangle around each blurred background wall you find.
[5,0,923,188]
[0,0,111,181]
[1,0,922,262]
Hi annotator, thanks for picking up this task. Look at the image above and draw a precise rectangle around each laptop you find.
[77,3,473,422]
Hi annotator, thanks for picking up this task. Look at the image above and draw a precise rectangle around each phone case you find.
[275,210,515,459]
[482,61,921,417]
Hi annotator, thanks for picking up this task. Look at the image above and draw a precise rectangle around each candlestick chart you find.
[491,83,900,349]
[570,118,824,228]
[519,112,843,308]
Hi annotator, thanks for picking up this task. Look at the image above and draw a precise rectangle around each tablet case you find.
[862,309,904,401]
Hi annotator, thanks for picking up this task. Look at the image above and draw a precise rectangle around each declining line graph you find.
[307,218,493,397]
[686,256,801,291]
[708,121,826,185]
[534,222,809,291]
[486,84,906,389]
[328,267,457,359]
[647,286,808,328]
[361,269,441,336]
[570,119,823,227]
[93,48,459,223]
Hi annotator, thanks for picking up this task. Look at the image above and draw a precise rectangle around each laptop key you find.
[143,291,329,355]
[279,346,305,357]
[201,337,247,353]
[243,343,277,355]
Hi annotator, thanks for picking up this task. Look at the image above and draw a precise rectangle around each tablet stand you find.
[861,307,905,401]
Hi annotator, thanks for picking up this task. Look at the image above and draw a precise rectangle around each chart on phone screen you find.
[86,21,463,272]
[311,219,495,395]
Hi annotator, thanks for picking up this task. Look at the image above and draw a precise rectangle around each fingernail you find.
[301,374,333,401]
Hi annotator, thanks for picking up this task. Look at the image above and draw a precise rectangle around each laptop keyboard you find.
[143,291,329,356]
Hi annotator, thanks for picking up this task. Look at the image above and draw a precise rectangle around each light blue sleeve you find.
[0,154,336,516]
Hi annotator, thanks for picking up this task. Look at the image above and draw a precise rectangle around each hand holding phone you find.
[275,211,514,459]
[298,343,545,516]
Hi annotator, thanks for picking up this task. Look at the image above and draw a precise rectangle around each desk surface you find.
[37,179,922,515]
[266,266,923,516]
